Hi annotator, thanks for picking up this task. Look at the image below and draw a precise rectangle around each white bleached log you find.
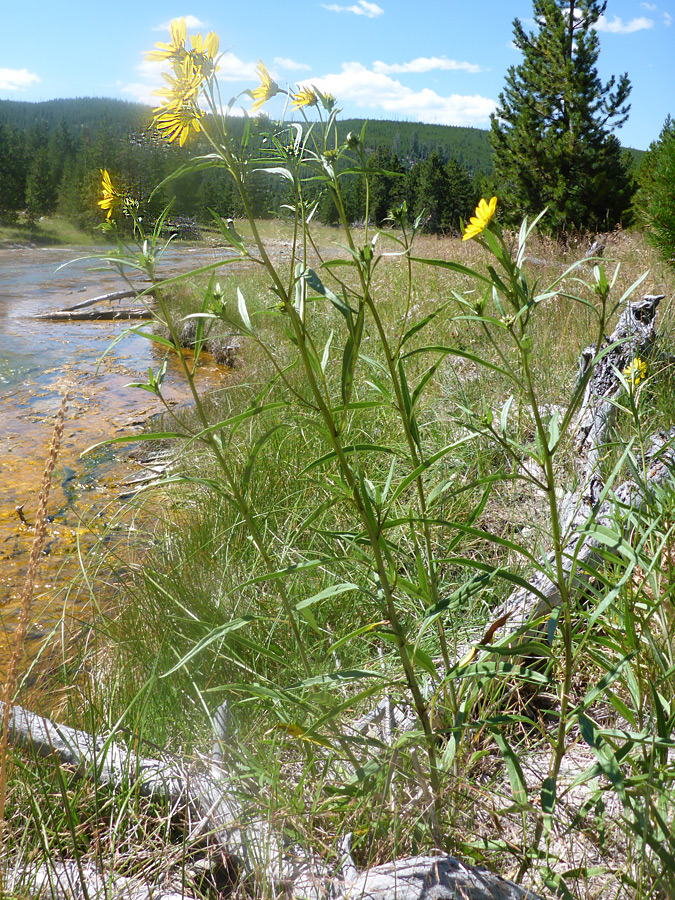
[1,700,543,899]
[498,294,670,630]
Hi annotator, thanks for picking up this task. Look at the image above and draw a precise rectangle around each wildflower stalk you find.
[0,394,68,874]
[97,22,646,860]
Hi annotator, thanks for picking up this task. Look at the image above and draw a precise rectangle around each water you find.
[0,244,230,673]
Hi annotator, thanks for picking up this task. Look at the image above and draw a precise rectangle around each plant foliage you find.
[634,114,675,269]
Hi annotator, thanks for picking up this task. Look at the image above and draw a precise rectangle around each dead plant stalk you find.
[0,394,69,863]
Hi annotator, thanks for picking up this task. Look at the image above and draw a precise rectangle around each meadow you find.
[2,213,675,899]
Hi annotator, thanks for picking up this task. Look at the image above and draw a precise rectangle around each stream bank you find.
[0,244,231,674]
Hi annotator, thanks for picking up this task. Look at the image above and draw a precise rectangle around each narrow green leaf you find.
[541,775,557,815]
[242,424,285,497]
[302,443,397,475]
[288,669,386,690]
[494,732,528,805]
[399,301,451,347]
[321,330,334,373]
[237,287,252,330]
[162,616,258,675]
[452,661,550,686]
[295,582,361,611]
[410,256,491,284]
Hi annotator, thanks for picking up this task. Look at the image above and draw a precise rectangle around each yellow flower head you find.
[251,61,280,111]
[191,31,219,59]
[623,357,647,387]
[318,90,336,112]
[153,101,203,146]
[291,87,319,110]
[190,31,220,75]
[97,169,123,219]
[146,17,187,62]
[154,54,204,106]
[463,196,498,241]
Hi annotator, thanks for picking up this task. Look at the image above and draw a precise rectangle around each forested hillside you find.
[0,97,489,232]
[0,96,640,233]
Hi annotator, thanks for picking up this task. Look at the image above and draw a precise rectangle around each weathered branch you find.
[35,307,153,321]
[34,289,154,320]
[62,289,139,310]
[498,293,670,630]
[1,700,543,899]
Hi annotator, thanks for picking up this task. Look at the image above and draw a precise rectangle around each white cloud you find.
[214,53,259,82]
[322,0,383,18]
[0,68,41,91]
[154,15,206,31]
[641,3,657,10]
[595,15,654,33]
[372,56,481,75]
[665,11,673,25]
[301,62,495,126]
[274,57,311,71]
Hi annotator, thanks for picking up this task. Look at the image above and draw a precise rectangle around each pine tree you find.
[634,116,675,269]
[490,0,633,233]
[0,123,27,221]
[367,147,406,225]
[25,149,57,226]
[410,151,451,233]
[444,158,478,232]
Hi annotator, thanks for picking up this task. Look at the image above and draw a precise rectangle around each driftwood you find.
[498,293,670,630]
[35,289,154,321]
[1,700,543,899]
[35,308,153,321]
[61,289,139,311]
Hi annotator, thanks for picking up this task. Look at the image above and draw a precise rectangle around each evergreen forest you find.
[0,96,640,236]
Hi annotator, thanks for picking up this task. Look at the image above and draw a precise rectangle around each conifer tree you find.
[490,0,633,233]
[367,147,405,226]
[0,123,27,221]
[634,116,675,268]
[410,151,451,232]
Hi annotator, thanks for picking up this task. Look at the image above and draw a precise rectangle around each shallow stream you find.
[0,243,230,674]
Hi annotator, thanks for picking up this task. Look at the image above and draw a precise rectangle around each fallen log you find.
[0,700,544,900]
[35,307,153,321]
[497,293,671,630]
[34,288,155,321]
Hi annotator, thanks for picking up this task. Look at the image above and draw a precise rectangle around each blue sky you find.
[1,0,672,150]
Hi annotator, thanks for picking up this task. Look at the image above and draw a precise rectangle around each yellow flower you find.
[191,30,219,60]
[190,31,220,76]
[463,196,498,241]
[153,102,202,146]
[623,357,647,387]
[251,61,280,112]
[97,170,122,219]
[146,17,187,62]
[154,54,204,106]
[291,88,319,110]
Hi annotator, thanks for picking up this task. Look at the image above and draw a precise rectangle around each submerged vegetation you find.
[3,10,675,900]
